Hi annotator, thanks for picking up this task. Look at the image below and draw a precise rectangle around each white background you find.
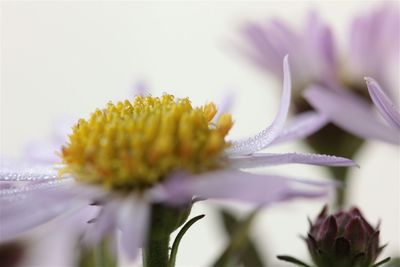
[1,1,399,266]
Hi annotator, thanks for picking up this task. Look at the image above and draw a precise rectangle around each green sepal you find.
[212,209,259,267]
[384,257,400,267]
[372,257,391,267]
[167,214,205,267]
[276,255,312,267]
[219,208,265,267]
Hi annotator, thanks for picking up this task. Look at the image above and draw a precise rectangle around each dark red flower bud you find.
[318,215,337,251]
[344,217,366,253]
[305,206,388,267]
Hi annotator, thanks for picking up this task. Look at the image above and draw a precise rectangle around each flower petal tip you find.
[283,54,289,62]
[364,76,377,87]
[341,158,359,168]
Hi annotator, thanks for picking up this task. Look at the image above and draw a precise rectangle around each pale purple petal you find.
[317,21,336,74]
[130,80,150,98]
[23,116,74,164]
[118,195,150,260]
[240,22,283,75]
[366,77,400,130]
[348,4,399,90]
[228,152,357,169]
[24,141,61,164]
[304,11,338,83]
[239,12,338,89]
[21,205,100,267]
[84,199,120,246]
[51,116,75,143]
[0,159,63,181]
[227,55,291,155]
[146,172,189,204]
[156,170,328,205]
[0,179,73,203]
[304,86,399,144]
[0,181,17,190]
[0,177,104,242]
[0,185,87,241]
[270,111,329,146]
[213,90,235,123]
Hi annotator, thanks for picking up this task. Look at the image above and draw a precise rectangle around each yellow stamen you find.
[61,94,233,190]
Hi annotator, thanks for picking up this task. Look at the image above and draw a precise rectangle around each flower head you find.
[61,95,232,189]
[0,57,356,261]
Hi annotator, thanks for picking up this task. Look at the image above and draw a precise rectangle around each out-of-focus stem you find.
[143,233,170,267]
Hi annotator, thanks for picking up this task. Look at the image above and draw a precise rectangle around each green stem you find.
[142,203,193,267]
[328,167,350,210]
[143,233,170,267]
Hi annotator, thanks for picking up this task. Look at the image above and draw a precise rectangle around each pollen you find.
[61,94,233,190]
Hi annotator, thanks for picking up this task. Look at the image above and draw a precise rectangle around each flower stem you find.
[328,167,349,210]
[143,233,170,267]
[143,203,193,267]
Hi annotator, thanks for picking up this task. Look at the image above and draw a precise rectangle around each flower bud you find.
[306,206,387,267]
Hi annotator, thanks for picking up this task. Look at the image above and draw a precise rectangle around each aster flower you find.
[239,4,399,95]
[237,4,399,208]
[0,57,355,266]
[239,4,399,144]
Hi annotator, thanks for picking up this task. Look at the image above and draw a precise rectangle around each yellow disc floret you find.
[61,94,233,190]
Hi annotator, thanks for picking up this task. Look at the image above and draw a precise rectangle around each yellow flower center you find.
[61,94,233,190]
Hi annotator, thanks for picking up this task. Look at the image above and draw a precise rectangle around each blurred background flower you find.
[237,2,399,209]
[1,1,398,266]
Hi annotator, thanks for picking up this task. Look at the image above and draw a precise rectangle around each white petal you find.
[118,195,150,260]
[228,152,357,169]
[227,55,291,156]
